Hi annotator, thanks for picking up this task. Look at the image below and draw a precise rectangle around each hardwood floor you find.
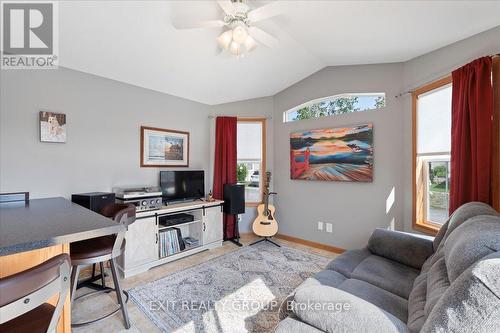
[72,234,338,333]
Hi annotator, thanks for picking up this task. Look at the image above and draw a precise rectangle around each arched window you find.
[283,93,385,122]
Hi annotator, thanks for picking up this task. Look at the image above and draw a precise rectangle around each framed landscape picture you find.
[290,123,373,182]
[40,111,67,143]
[141,126,189,167]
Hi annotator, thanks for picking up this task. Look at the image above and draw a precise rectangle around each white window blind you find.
[417,85,452,154]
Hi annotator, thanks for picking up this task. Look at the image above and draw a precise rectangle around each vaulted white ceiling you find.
[59,1,500,105]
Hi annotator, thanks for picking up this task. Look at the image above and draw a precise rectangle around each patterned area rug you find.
[129,243,330,333]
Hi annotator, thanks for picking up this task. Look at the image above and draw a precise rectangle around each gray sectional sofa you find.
[276,202,500,333]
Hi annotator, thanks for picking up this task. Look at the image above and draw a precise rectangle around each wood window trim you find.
[237,117,267,207]
[412,76,452,235]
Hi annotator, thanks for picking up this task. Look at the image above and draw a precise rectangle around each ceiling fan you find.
[173,0,283,56]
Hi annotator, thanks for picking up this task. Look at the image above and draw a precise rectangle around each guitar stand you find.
[250,237,281,247]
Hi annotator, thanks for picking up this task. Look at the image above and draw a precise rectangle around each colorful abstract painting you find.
[290,124,373,182]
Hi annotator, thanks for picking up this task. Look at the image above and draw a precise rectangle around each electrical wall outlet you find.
[326,223,333,233]
[318,221,324,231]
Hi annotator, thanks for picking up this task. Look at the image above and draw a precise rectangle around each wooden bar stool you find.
[0,254,71,333]
[69,203,135,328]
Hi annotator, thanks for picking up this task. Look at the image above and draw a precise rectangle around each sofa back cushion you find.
[423,257,450,316]
[408,207,499,333]
[444,215,500,281]
[420,251,500,333]
[407,278,426,333]
[432,201,498,251]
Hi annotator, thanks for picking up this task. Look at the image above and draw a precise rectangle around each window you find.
[413,77,452,234]
[237,118,266,205]
[283,93,385,122]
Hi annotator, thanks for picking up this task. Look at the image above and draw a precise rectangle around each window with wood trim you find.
[412,77,452,234]
[283,93,385,122]
[237,118,266,206]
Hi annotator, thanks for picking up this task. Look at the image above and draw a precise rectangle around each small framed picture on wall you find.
[40,111,67,143]
[140,126,189,167]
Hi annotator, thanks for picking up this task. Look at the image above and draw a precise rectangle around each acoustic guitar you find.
[252,172,278,237]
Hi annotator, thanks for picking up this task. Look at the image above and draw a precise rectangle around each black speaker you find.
[223,184,245,215]
[72,192,115,215]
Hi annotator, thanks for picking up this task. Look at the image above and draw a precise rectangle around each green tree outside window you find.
[237,163,248,183]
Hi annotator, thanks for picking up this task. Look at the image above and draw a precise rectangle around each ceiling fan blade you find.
[247,2,283,23]
[248,27,278,48]
[217,0,235,15]
[173,20,225,30]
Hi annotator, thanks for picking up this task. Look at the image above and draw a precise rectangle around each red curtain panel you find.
[449,57,494,214]
[213,116,237,240]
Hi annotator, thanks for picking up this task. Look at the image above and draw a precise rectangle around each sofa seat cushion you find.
[280,270,348,320]
[300,270,348,289]
[325,248,371,277]
[351,255,419,299]
[338,278,409,322]
[292,285,409,333]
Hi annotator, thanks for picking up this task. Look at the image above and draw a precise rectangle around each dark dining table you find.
[0,197,124,256]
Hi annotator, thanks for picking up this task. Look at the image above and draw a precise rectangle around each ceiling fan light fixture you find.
[176,0,281,57]
[244,35,257,52]
[217,30,233,49]
[232,25,248,44]
[229,41,241,56]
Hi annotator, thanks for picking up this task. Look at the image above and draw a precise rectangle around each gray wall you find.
[273,64,404,249]
[1,68,206,197]
[0,68,273,232]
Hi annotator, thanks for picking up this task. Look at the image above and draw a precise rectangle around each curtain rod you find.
[208,115,272,119]
[395,75,450,99]
[395,53,500,98]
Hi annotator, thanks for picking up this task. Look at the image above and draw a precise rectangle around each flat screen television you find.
[160,170,205,202]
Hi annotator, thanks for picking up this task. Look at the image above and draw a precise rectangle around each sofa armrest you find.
[368,228,434,269]
[292,286,409,333]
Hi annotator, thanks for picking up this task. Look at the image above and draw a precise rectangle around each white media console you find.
[117,200,224,278]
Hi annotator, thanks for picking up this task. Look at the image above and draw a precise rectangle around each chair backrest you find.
[0,192,29,207]
[100,203,136,228]
[100,203,136,257]
[0,254,70,333]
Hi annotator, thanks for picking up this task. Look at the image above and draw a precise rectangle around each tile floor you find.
[71,234,338,333]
